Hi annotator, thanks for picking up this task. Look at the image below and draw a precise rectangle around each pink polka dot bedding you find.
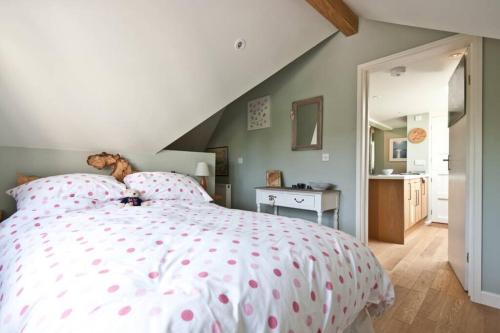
[5,173,126,218]
[123,172,212,202]
[0,192,394,332]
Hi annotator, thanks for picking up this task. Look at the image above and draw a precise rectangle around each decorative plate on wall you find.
[408,128,427,144]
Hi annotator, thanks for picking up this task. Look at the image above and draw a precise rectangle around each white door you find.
[448,54,468,290]
[430,115,449,223]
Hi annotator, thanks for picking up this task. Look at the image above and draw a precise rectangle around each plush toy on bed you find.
[120,189,144,207]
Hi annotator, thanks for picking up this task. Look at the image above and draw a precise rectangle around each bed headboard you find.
[2,148,215,216]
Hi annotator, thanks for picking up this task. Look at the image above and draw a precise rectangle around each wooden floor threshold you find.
[369,223,500,333]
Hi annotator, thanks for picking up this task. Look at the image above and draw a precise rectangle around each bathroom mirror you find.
[292,96,323,150]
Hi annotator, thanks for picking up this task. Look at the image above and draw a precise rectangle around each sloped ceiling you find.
[165,109,225,152]
[0,0,336,153]
[345,0,500,40]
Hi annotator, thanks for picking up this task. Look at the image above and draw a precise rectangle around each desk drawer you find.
[281,193,315,209]
[260,191,315,210]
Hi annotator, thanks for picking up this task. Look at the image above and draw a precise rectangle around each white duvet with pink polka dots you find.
[0,200,394,333]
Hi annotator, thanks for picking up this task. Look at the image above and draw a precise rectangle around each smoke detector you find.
[234,38,246,50]
[390,66,406,77]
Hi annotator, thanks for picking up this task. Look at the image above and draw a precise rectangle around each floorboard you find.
[369,223,500,333]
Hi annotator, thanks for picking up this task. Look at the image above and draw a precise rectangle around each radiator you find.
[214,183,231,208]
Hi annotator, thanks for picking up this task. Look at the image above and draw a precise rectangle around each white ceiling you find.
[369,51,462,128]
[345,0,500,40]
[0,0,335,153]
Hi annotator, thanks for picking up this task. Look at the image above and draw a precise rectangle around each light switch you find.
[322,153,330,162]
[237,157,243,164]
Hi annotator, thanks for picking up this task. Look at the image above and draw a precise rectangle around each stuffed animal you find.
[120,189,144,207]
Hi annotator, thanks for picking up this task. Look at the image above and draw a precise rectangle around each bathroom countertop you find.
[369,174,428,180]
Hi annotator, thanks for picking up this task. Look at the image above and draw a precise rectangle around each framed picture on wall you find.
[207,146,229,176]
[389,138,407,161]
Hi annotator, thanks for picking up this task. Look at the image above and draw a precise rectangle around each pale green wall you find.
[210,19,500,294]
[209,19,452,234]
[482,37,500,294]
[373,127,407,175]
[0,147,215,216]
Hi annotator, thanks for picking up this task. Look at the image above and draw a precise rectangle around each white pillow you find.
[123,172,212,202]
[6,173,126,213]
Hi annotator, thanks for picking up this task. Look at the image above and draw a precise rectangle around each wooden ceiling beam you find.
[306,0,359,36]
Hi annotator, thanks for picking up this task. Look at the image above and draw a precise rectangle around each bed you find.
[0,172,394,333]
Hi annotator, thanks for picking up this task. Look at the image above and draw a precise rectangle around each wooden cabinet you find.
[421,178,428,219]
[370,177,428,244]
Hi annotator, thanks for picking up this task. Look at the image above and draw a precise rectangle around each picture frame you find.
[248,95,271,131]
[389,138,407,162]
[207,146,229,176]
[266,170,282,187]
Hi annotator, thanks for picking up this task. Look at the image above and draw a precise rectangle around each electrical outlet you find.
[322,153,330,162]
[237,157,243,164]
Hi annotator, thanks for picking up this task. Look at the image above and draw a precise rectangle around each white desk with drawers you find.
[255,187,340,228]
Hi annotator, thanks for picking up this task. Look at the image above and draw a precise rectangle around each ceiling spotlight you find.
[450,52,463,58]
[390,66,406,77]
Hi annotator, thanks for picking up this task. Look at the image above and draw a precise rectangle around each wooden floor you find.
[369,223,500,333]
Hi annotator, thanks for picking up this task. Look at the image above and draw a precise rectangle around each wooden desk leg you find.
[333,209,339,229]
[317,211,323,225]
[273,206,278,215]
[257,203,261,213]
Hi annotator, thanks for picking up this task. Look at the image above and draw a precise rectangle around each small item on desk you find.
[309,182,334,191]
[266,170,282,187]
[296,183,306,189]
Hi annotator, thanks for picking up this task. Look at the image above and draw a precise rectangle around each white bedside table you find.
[255,187,340,228]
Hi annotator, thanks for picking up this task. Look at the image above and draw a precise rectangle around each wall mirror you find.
[292,96,323,150]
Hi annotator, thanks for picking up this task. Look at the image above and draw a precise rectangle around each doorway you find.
[355,35,483,302]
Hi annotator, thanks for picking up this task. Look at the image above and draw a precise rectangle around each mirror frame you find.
[291,96,323,151]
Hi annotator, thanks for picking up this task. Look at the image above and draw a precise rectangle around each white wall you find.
[0,0,335,153]
[407,113,430,173]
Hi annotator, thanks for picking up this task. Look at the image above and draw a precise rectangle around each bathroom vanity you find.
[369,175,428,244]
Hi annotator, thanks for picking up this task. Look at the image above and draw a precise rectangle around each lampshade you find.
[195,162,210,177]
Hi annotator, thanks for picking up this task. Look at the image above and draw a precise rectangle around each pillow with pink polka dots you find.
[6,173,126,212]
[123,172,212,202]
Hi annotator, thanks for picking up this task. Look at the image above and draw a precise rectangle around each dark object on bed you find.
[120,197,143,206]
[119,189,144,206]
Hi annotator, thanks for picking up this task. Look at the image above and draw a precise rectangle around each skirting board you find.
[477,291,500,310]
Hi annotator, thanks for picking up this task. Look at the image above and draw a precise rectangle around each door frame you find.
[355,35,485,304]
